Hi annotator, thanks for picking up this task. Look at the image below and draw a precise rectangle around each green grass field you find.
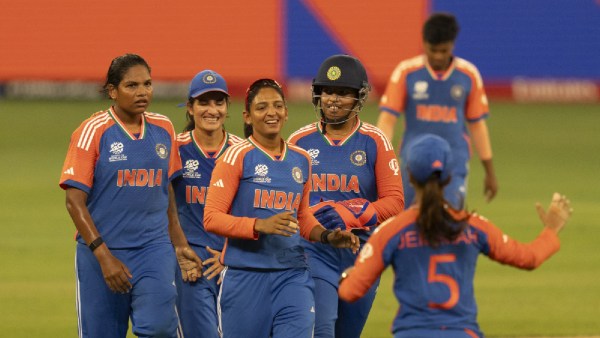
[0,98,598,337]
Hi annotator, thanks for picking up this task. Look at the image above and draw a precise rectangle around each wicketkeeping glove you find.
[310,198,378,231]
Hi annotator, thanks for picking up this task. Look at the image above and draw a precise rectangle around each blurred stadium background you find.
[1,1,599,337]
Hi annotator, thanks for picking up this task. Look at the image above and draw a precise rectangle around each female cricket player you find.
[59,53,201,338]
[172,69,243,338]
[203,78,360,338]
[339,134,572,338]
[287,54,405,338]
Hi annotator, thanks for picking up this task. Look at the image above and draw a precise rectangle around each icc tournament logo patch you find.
[253,164,271,183]
[156,144,168,159]
[183,159,201,179]
[327,66,341,81]
[350,150,367,166]
[108,142,127,162]
[412,81,429,100]
[292,167,303,183]
[203,73,217,84]
[451,85,465,100]
[307,148,320,166]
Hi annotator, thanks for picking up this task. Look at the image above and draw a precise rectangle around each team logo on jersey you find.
[389,158,400,176]
[358,243,374,263]
[412,81,429,100]
[292,167,303,183]
[203,73,217,84]
[253,164,272,183]
[350,150,367,166]
[108,142,128,162]
[183,159,201,179]
[307,149,320,166]
[451,85,465,100]
[327,66,341,81]
[155,144,168,159]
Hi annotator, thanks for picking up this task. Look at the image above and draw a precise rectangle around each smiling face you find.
[188,91,228,133]
[108,64,153,116]
[319,86,358,125]
[243,87,287,140]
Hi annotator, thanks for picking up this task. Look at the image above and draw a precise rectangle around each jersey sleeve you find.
[471,215,561,270]
[339,215,403,302]
[59,117,104,193]
[204,148,257,240]
[368,127,405,223]
[297,159,321,240]
[461,62,490,122]
[379,61,408,117]
[166,120,182,181]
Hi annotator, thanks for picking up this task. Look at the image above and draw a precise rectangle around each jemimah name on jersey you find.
[116,169,163,187]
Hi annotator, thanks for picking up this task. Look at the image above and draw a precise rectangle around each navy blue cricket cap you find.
[406,134,452,184]
[178,70,228,107]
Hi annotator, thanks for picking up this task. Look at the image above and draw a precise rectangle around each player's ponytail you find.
[415,173,466,248]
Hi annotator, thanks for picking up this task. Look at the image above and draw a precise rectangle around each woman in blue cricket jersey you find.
[59,53,201,338]
[172,69,243,338]
[287,54,404,338]
[203,78,360,338]
[339,134,572,338]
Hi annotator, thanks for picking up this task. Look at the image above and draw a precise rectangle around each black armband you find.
[320,230,333,244]
[88,237,104,252]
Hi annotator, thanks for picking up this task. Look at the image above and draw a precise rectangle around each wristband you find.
[88,237,104,252]
[320,230,333,244]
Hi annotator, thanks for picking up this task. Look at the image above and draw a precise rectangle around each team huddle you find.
[59,13,572,338]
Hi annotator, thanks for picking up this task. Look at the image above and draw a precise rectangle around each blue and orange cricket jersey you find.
[379,55,489,173]
[288,119,405,241]
[339,207,561,337]
[203,136,321,269]
[59,107,182,248]
[173,130,243,250]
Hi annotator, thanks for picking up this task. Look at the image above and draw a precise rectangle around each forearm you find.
[65,188,101,245]
[167,184,189,247]
[468,120,493,161]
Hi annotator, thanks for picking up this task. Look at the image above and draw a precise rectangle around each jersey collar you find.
[317,118,361,146]
[108,106,146,140]
[424,55,456,81]
[247,135,287,161]
[191,130,229,159]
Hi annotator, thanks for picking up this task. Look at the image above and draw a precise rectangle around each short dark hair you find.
[423,13,459,45]
[243,79,285,138]
[101,54,151,98]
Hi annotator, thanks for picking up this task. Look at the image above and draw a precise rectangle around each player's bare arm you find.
[65,187,132,293]
[468,120,498,202]
[168,184,202,282]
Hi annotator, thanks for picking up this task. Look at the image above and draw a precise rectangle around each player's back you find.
[376,209,486,336]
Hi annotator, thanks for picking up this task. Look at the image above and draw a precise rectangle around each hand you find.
[202,246,225,285]
[311,199,378,231]
[175,246,203,282]
[254,212,299,237]
[536,192,572,234]
[326,228,360,254]
[95,246,133,293]
[484,172,498,202]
